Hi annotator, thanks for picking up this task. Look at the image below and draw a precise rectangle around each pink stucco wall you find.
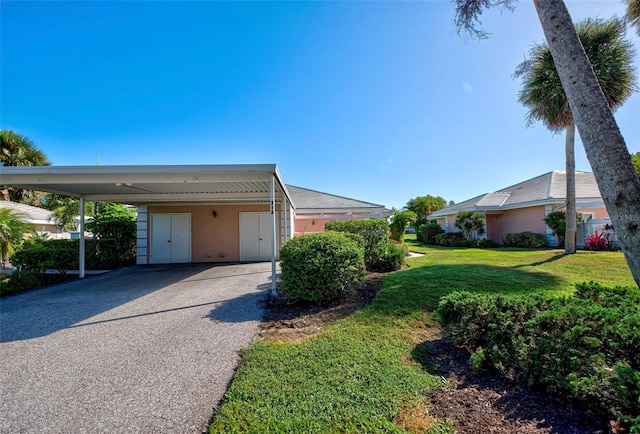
[487,206,547,242]
[147,204,281,263]
[293,213,381,237]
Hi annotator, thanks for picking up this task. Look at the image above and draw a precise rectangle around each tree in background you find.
[389,209,415,242]
[632,152,640,178]
[0,208,33,269]
[454,0,640,286]
[86,203,136,266]
[627,0,640,35]
[405,195,447,229]
[454,211,486,241]
[514,17,637,255]
[0,130,50,203]
[543,211,566,248]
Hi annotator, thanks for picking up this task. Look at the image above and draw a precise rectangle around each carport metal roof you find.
[1,164,290,290]
[0,164,293,206]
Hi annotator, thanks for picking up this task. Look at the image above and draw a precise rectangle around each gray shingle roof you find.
[0,201,54,224]
[286,185,386,210]
[429,171,602,218]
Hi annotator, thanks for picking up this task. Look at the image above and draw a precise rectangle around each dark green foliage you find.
[434,232,465,246]
[438,282,640,426]
[13,239,126,273]
[544,211,566,247]
[279,232,365,303]
[503,232,549,248]
[418,222,444,244]
[368,242,405,273]
[86,203,136,266]
[389,210,415,242]
[325,219,390,271]
[0,270,41,295]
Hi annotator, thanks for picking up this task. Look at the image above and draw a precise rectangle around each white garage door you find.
[150,213,191,264]
[239,212,276,262]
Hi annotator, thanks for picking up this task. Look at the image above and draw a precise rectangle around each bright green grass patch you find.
[210,242,635,433]
[210,321,443,433]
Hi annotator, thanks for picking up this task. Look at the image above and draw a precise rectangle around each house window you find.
[578,213,593,223]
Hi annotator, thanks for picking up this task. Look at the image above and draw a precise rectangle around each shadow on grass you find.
[512,252,566,268]
[411,336,611,433]
[366,263,564,318]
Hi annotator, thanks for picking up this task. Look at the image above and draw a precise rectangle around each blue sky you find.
[1,0,638,210]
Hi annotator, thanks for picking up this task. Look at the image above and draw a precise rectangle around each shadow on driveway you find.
[0,263,274,342]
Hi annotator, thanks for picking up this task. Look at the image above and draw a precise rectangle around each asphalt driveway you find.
[0,262,274,433]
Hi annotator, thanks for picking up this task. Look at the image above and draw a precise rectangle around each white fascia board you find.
[85,192,283,203]
[0,164,278,176]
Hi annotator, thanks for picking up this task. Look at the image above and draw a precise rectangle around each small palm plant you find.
[0,209,34,269]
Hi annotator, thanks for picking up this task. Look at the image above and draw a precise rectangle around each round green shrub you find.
[368,242,405,272]
[418,222,444,244]
[279,232,366,303]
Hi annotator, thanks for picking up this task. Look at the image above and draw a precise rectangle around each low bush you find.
[12,238,129,273]
[325,219,389,271]
[368,242,405,273]
[279,232,365,303]
[434,232,465,246]
[0,270,41,296]
[417,222,444,244]
[437,282,640,429]
[503,232,548,248]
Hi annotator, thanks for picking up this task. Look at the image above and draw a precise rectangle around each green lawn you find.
[209,240,636,433]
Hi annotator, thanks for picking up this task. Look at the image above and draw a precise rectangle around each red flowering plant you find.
[586,230,609,251]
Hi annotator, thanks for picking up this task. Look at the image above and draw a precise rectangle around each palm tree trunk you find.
[565,122,576,254]
[533,0,640,286]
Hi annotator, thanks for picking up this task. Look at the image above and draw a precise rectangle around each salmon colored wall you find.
[293,214,380,237]
[577,206,609,219]
[488,206,547,243]
[294,218,334,236]
[147,204,281,263]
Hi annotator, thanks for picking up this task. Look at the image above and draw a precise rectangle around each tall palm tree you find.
[0,208,34,269]
[0,130,51,203]
[627,0,640,35]
[514,17,637,253]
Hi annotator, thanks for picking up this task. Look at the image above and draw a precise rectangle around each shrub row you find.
[279,231,366,303]
[503,232,548,248]
[437,283,640,429]
[432,233,499,248]
[12,238,134,273]
[325,219,404,272]
[417,222,444,244]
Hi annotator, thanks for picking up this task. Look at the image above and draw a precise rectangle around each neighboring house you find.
[287,185,391,236]
[427,171,610,246]
[0,200,62,238]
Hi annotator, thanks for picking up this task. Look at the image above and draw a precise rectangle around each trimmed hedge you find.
[437,282,640,429]
[279,232,366,303]
[503,232,548,248]
[325,219,390,271]
[417,222,444,244]
[368,242,405,273]
[12,238,130,273]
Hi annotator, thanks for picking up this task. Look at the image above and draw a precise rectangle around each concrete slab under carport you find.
[0,262,276,433]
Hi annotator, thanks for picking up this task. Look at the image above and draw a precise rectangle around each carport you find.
[0,164,294,290]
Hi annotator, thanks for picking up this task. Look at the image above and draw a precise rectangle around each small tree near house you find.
[454,211,485,241]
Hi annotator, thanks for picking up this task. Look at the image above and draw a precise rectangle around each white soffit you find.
[0,164,293,205]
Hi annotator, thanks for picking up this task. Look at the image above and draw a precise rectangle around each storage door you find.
[150,213,191,264]
[239,212,276,262]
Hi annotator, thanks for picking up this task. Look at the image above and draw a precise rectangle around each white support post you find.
[79,196,86,279]
[270,175,277,294]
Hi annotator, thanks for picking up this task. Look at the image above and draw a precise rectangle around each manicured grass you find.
[210,240,636,433]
